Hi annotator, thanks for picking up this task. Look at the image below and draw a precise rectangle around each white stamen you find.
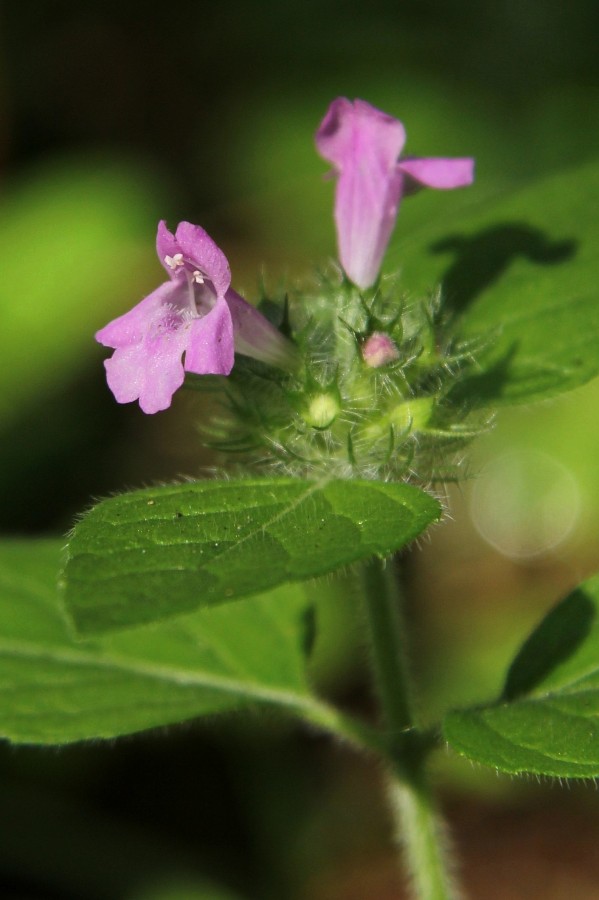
[164,252,184,269]
[192,270,205,284]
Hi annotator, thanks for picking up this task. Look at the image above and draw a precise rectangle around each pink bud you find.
[361,332,400,368]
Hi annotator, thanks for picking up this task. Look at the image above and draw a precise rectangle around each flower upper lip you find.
[156,219,232,299]
[315,97,475,290]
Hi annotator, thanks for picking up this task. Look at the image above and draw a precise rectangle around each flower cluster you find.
[96,97,478,481]
[97,98,473,418]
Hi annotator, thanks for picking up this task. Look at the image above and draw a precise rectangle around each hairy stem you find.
[361,556,460,900]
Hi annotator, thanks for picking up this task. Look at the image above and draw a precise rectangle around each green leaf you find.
[63,477,440,636]
[0,539,323,744]
[0,156,162,426]
[444,574,599,777]
[390,159,599,404]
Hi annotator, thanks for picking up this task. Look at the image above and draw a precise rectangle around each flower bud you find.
[390,396,434,432]
[361,331,400,368]
[362,396,435,444]
[302,391,341,430]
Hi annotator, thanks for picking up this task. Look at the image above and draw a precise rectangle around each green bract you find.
[191,276,490,482]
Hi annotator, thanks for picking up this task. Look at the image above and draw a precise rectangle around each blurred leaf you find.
[0,540,318,744]
[63,477,440,635]
[0,157,162,424]
[129,880,245,900]
[391,159,599,404]
[444,573,599,777]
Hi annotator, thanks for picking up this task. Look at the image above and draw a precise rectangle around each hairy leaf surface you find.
[444,574,599,776]
[389,160,599,404]
[63,478,440,635]
[0,540,320,744]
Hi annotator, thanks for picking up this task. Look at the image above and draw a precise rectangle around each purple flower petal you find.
[316,98,406,174]
[398,157,475,190]
[155,220,182,278]
[226,289,299,370]
[175,222,232,298]
[184,295,235,375]
[102,288,190,414]
[316,97,475,289]
[97,221,294,413]
[95,281,183,348]
[316,98,406,290]
[156,220,232,298]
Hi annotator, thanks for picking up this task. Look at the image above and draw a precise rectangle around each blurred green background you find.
[1,1,599,897]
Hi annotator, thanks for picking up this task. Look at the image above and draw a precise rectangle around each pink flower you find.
[96,221,295,414]
[315,98,474,290]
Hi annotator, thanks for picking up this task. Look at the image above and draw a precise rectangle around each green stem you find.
[361,556,413,736]
[361,556,460,900]
[386,764,460,900]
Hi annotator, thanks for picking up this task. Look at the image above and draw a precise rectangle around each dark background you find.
[1,2,599,897]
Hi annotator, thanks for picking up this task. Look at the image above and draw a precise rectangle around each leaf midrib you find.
[0,635,315,711]
[69,477,331,567]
